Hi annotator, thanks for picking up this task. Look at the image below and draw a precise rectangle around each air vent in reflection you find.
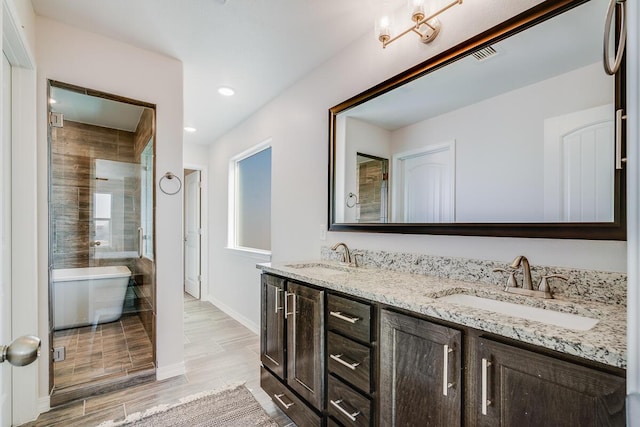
[472,46,498,62]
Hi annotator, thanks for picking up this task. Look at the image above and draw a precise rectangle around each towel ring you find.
[159,172,182,195]
[346,192,359,208]
[603,0,626,75]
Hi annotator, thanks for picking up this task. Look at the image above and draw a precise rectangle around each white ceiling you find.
[31,0,388,145]
[50,86,146,132]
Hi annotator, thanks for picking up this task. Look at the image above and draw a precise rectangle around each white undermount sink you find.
[437,294,599,331]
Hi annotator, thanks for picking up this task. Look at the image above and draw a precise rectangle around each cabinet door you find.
[286,281,325,410]
[260,274,285,378]
[379,310,462,426]
[476,337,626,427]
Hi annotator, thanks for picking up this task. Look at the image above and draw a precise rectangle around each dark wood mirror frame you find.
[328,0,626,240]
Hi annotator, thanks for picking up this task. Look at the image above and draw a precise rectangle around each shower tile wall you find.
[51,121,136,269]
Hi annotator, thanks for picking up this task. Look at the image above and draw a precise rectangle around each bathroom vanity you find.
[258,258,626,426]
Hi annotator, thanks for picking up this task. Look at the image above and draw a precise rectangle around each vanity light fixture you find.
[184,127,197,133]
[217,86,235,97]
[376,0,463,48]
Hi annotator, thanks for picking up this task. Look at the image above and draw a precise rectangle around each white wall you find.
[390,61,611,222]
[35,16,185,400]
[205,0,626,339]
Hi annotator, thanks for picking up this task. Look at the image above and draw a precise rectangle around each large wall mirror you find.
[329,0,626,239]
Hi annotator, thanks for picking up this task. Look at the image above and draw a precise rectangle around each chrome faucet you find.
[510,255,533,290]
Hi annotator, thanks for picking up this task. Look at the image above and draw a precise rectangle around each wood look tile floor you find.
[23,295,293,427]
[52,315,154,390]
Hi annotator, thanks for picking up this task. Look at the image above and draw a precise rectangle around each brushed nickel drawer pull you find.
[443,344,454,396]
[275,288,283,314]
[274,393,295,409]
[330,353,360,370]
[330,399,360,422]
[284,292,295,319]
[329,311,360,324]
[481,358,492,415]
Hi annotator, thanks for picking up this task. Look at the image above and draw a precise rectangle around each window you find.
[229,141,271,253]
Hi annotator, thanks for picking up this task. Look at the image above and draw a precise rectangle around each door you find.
[1,52,12,427]
[379,310,462,426]
[184,170,201,298]
[260,274,285,378]
[476,337,626,426]
[543,104,614,221]
[286,281,325,411]
[392,142,455,223]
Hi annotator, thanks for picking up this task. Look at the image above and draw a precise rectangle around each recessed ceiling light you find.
[49,98,57,104]
[218,87,235,97]
[184,127,197,133]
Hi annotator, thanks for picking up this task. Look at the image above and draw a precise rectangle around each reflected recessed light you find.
[218,87,235,97]
[184,127,197,133]
[49,98,57,104]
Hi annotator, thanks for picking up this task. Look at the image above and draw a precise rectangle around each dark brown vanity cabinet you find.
[473,337,626,427]
[327,294,375,426]
[379,309,463,426]
[260,274,325,425]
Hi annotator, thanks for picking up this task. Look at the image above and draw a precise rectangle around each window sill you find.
[224,246,272,262]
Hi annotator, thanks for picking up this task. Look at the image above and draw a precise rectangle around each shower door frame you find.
[46,79,157,397]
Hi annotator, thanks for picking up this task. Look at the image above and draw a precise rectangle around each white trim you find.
[205,295,259,335]
[227,138,272,251]
[155,362,184,381]
[223,246,271,262]
[2,0,35,68]
[37,396,50,415]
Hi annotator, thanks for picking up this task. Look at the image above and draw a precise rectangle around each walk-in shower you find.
[47,81,156,405]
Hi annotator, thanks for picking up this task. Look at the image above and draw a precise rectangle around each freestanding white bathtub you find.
[52,266,132,330]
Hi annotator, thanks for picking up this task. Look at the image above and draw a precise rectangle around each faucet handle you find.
[493,268,518,289]
[350,252,363,268]
[538,274,568,294]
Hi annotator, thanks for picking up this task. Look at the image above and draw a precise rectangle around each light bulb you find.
[408,0,426,23]
[375,15,392,44]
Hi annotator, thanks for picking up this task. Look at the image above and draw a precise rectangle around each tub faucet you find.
[510,255,533,290]
[331,242,352,264]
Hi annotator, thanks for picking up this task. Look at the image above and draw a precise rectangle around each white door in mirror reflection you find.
[392,142,455,223]
[544,105,614,222]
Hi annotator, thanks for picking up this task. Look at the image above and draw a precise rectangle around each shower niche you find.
[47,81,156,405]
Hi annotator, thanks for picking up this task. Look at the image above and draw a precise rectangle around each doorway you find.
[47,81,157,405]
[184,168,201,300]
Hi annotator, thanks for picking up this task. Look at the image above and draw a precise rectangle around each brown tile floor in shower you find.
[52,314,154,390]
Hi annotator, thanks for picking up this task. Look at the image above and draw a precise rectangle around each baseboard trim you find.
[37,396,50,416]
[205,296,259,335]
[156,362,185,381]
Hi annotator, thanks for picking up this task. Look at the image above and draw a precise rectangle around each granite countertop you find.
[257,261,626,369]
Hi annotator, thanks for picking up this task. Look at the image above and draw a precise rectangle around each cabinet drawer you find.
[260,367,321,426]
[328,294,372,343]
[328,331,371,393]
[328,375,372,427]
